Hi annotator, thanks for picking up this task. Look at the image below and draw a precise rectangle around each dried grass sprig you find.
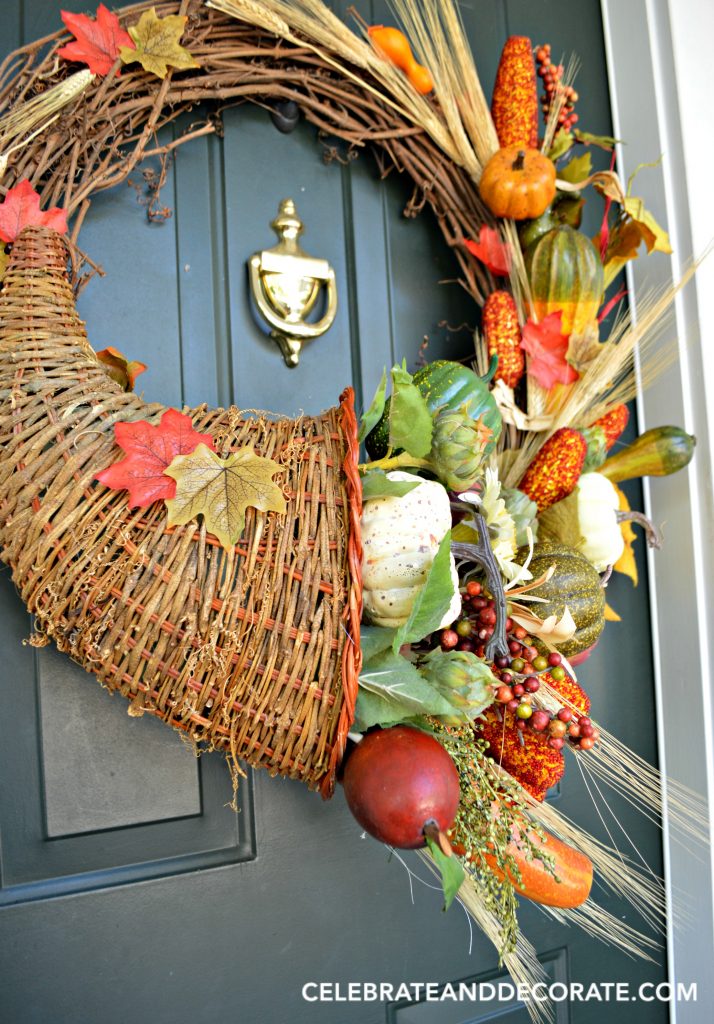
[0,69,94,180]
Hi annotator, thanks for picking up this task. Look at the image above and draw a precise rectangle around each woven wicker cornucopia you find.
[0,225,362,796]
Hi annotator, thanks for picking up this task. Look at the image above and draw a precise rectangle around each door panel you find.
[0,2,667,1022]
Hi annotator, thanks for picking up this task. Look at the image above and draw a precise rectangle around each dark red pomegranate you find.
[342,726,461,849]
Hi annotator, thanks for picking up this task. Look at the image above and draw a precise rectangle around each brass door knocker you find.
[248,198,338,367]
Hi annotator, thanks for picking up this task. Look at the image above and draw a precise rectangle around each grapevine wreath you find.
[0,0,707,1011]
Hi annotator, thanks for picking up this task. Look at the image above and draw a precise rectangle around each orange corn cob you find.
[519,427,587,512]
[589,404,630,451]
[477,673,590,801]
[478,708,564,801]
[491,36,539,149]
[483,290,524,389]
[545,671,590,715]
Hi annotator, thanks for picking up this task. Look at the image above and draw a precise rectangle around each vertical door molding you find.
[601,0,714,1018]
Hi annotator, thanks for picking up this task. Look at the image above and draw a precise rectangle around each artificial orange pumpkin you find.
[479,147,556,221]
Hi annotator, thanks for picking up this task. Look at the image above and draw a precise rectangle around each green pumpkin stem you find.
[512,149,526,171]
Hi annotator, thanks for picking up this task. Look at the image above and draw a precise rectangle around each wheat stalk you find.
[0,69,94,180]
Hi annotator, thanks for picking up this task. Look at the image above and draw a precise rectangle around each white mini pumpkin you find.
[361,472,461,628]
[571,472,625,571]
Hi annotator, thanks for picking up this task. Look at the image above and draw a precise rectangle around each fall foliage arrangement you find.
[0,0,706,1015]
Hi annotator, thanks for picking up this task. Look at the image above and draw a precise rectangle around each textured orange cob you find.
[547,671,590,715]
[478,708,564,801]
[491,36,539,149]
[519,427,587,512]
[477,673,590,801]
[589,404,630,451]
[483,290,524,389]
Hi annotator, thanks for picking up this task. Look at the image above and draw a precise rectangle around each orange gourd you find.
[480,147,556,221]
[368,25,434,95]
[453,823,593,908]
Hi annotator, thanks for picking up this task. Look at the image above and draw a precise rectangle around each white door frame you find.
[601,0,714,1018]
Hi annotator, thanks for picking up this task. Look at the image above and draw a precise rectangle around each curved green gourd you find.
[600,426,695,483]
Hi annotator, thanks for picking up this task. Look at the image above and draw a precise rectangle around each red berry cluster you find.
[536,44,578,132]
[439,583,599,753]
[439,580,498,659]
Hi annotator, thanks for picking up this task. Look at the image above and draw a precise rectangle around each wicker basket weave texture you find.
[0,226,362,796]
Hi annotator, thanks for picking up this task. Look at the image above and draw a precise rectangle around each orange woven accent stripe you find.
[491,36,539,149]
[320,386,363,798]
[482,290,524,389]
[519,427,587,512]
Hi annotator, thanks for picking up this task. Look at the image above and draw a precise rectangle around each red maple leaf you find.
[464,226,511,277]
[58,4,135,76]
[96,408,215,508]
[0,180,68,243]
[521,311,579,390]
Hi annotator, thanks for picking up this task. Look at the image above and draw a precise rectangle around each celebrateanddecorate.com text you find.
[302,980,697,1005]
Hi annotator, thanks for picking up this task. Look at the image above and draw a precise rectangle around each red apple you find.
[342,726,460,849]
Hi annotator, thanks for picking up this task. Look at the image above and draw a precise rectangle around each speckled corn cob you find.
[477,707,564,801]
[491,36,539,149]
[589,404,630,451]
[519,427,587,512]
[476,674,590,801]
[483,290,524,389]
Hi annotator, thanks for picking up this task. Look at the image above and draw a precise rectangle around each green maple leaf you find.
[119,8,200,79]
[164,443,286,549]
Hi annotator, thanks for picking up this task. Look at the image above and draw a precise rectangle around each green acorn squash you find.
[366,360,501,461]
[516,540,605,657]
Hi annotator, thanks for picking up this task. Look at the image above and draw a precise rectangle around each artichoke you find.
[430,403,492,492]
[420,648,496,724]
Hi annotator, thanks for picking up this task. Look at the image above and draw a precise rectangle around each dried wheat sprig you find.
[544,902,660,958]
[502,263,699,486]
[484,759,667,937]
[0,69,94,180]
[208,0,471,171]
[416,849,555,1024]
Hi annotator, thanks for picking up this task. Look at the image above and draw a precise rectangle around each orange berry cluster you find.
[536,43,578,133]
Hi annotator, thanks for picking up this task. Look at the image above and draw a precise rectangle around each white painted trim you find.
[601,0,714,1019]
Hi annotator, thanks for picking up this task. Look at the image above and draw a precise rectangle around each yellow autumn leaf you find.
[621,193,672,255]
[612,482,638,586]
[164,443,286,550]
[0,247,8,286]
[120,8,200,79]
[601,219,645,288]
[604,602,622,622]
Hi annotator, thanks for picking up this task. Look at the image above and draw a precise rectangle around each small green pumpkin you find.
[366,360,501,461]
[525,225,604,336]
[516,540,605,657]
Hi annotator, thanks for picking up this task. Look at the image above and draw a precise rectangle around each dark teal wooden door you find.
[0,3,667,1022]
